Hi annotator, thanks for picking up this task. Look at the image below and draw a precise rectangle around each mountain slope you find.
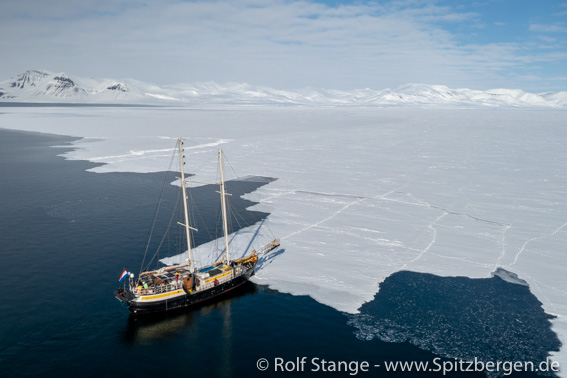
[1,70,565,108]
[0,70,151,103]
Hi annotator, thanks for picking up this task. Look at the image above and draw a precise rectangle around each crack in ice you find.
[426,251,494,268]
[509,222,567,266]
[281,197,366,241]
[401,211,448,269]
[494,224,512,268]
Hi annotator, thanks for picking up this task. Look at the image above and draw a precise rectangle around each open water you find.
[0,128,559,377]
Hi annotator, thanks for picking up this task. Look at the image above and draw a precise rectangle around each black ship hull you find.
[122,267,255,315]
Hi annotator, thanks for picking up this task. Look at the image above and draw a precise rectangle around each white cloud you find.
[0,0,565,91]
[530,23,567,33]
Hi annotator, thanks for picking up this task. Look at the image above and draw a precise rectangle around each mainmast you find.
[218,149,230,264]
[178,139,194,272]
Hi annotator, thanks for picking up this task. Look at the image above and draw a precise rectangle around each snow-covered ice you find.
[2,105,567,370]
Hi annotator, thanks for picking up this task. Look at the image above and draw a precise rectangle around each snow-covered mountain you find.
[0,70,149,103]
[1,69,566,108]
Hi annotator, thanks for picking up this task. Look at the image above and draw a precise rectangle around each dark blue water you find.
[349,271,561,377]
[0,128,559,377]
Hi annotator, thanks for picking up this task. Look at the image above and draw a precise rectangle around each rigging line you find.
[228,185,259,237]
[219,154,242,225]
[225,156,259,228]
[177,139,218,186]
[231,198,253,230]
[244,218,266,255]
[138,144,177,277]
[191,153,216,178]
[229,202,265,255]
[227,199,242,233]
[211,167,226,263]
[184,192,203,267]
[211,199,223,262]
[143,185,182,271]
[186,187,208,252]
[225,159,251,229]
[188,188,215,247]
[223,153,241,180]
[227,198,260,257]
[222,152,278,244]
[264,218,277,240]
[213,155,223,259]
[223,153,259,230]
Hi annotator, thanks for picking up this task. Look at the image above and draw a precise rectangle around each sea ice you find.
[3,105,567,372]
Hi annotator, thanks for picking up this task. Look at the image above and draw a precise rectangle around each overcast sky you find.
[1,0,566,92]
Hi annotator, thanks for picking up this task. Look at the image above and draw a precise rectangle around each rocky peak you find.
[10,70,50,89]
[43,74,85,97]
[106,83,128,92]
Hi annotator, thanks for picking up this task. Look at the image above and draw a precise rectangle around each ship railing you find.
[197,271,234,291]
[135,281,183,296]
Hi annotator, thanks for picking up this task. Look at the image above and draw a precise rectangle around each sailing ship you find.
[114,138,279,315]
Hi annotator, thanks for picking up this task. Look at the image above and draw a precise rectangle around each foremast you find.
[178,138,195,273]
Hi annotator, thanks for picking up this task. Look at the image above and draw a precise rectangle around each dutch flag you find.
[119,269,129,282]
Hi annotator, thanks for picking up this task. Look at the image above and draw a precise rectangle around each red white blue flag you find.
[119,269,128,282]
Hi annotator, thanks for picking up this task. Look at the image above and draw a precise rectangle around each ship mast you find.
[218,149,230,264]
[178,138,194,273]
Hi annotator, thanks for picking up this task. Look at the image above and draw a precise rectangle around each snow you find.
[2,105,567,372]
[159,221,277,269]
[2,70,567,108]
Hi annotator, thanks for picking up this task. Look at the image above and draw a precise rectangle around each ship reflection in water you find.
[122,281,256,345]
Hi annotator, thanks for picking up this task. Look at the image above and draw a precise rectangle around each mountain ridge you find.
[1,69,566,108]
